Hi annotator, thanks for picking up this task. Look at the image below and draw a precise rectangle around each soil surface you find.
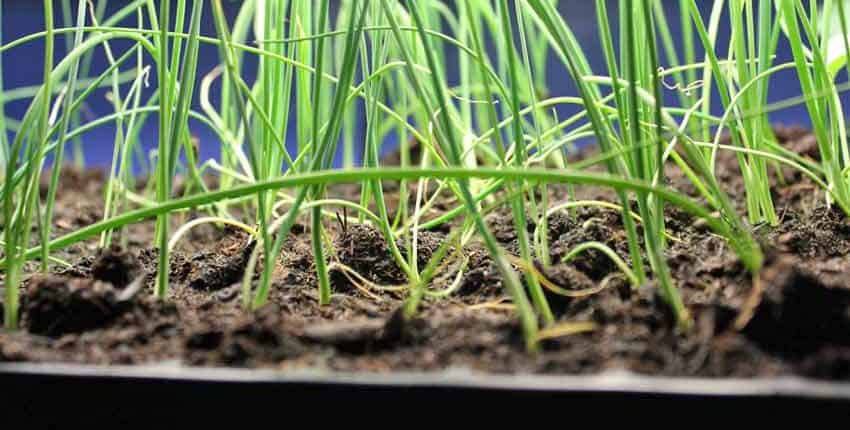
[2,125,850,380]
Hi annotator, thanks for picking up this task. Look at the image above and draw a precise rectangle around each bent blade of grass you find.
[9,167,749,276]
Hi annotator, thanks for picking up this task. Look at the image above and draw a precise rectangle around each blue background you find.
[1,1,844,168]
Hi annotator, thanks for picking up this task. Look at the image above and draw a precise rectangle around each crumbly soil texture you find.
[2,126,850,380]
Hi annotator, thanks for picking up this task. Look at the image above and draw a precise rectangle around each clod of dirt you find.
[540,263,595,291]
[775,206,850,259]
[797,347,850,379]
[456,243,502,296]
[333,223,407,288]
[538,263,596,311]
[487,210,526,246]
[39,164,105,197]
[137,248,192,284]
[37,165,105,231]
[671,235,741,276]
[775,125,819,160]
[90,246,141,289]
[380,139,424,166]
[545,211,578,241]
[742,255,850,356]
[23,275,128,337]
[589,283,677,330]
[185,305,307,366]
[396,230,449,270]
[549,209,630,280]
[187,236,255,291]
[171,172,220,197]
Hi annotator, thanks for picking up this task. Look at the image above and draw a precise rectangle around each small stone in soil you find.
[300,308,414,353]
[215,285,240,302]
[301,319,386,353]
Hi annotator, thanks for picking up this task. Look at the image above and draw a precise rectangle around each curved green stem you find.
[10,166,763,273]
[561,241,640,288]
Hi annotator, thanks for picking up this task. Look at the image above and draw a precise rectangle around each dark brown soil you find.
[2,125,850,380]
